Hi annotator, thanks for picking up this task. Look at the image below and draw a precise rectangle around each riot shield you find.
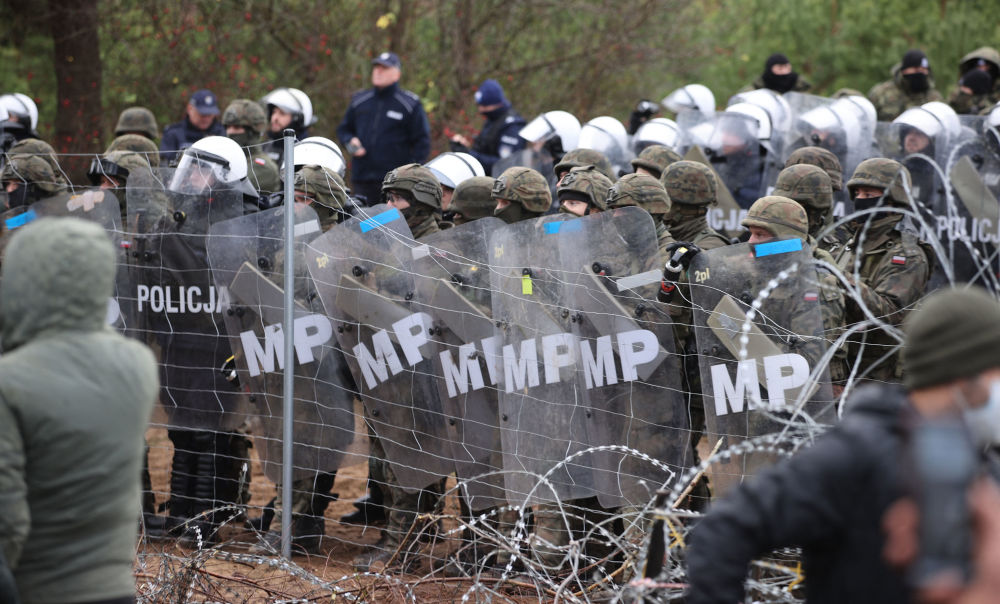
[683,145,746,238]
[560,207,690,508]
[689,240,836,497]
[207,205,360,482]
[127,174,249,431]
[682,111,765,208]
[410,217,507,510]
[489,214,596,506]
[490,148,558,205]
[304,204,455,491]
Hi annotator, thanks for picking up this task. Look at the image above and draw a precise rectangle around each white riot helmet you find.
[0,93,38,131]
[578,116,629,158]
[261,87,317,128]
[728,89,791,137]
[424,152,485,189]
[893,101,961,147]
[518,110,581,152]
[797,95,877,154]
[662,84,716,117]
[984,103,1000,157]
[633,118,681,153]
[724,102,771,141]
[168,135,256,198]
[286,136,345,176]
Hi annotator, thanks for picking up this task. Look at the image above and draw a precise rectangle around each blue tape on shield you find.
[359,208,402,233]
[5,209,37,230]
[754,238,803,257]
[544,220,583,234]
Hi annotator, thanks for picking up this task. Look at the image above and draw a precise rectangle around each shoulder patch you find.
[254,157,266,165]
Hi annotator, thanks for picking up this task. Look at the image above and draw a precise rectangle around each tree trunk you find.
[47,0,103,183]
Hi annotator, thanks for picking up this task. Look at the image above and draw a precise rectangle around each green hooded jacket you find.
[0,218,158,603]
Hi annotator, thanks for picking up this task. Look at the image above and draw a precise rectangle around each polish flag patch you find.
[803,292,818,302]
[254,158,266,165]
[891,255,906,265]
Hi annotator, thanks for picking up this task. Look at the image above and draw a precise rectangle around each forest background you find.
[2,0,999,179]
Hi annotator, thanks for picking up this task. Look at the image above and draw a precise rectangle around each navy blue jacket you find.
[159,116,225,164]
[467,104,526,175]
[336,82,431,183]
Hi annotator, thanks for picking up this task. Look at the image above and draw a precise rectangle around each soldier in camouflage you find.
[114,106,159,142]
[556,164,613,216]
[382,163,443,239]
[947,46,1000,115]
[868,49,944,121]
[492,165,551,224]
[1,153,68,209]
[553,147,616,183]
[630,144,682,180]
[6,138,72,191]
[292,165,351,231]
[829,158,932,383]
[222,99,281,196]
[606,172,674,250]
[741,196,848,386]
[87,149,152,221]
[657,160,730,507]
[448,175,495,226]
[772,164,835,240]
[106,134,161,168]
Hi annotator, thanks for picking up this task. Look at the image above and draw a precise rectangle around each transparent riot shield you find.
[489,213,595,507]
[207,205,360,482]
[560,207,690,508]
[127,175,249,431]
[689,240,836,497]
[410,217,507,510]
[304,204,455,491]
[683,111,765,208]
[490,148,558,207]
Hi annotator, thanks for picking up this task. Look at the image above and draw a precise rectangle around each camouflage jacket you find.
[246,148,281,196]
[410,213,441,240]
[867,64,944,122]
[831,216,931,382]
[740,74,812,94]
[947,86,1000,116]
[810,239,848,384]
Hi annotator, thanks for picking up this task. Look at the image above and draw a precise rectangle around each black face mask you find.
[6,182,33,208]
[762,70,798,93]
[903,72,930,93]
[494,202,526,224]
[228,131,257,148]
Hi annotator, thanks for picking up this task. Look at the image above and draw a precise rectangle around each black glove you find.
[627,99,660,134]
[221,355,240,388]
[449,139,470,153]
[658,242,701,302]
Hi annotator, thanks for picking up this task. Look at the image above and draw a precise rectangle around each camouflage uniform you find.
[6,138,71,191]
[553,147,615,182]
[741,196,848,385]
[947,47,1000,115]
[106,134,161,168]
[741,74,812,94]
[772,164,835,241]
[630,144,682,180]
[352,162,446,571]
[784,146,844,193]
[828,158,932,383]
[556,164,613,214]
[607,172,674,250]
[0,153,68,207]
[221,99,281,195]
[114,106,159,141]
[449,175,495,226]
[292,165,350,231]
[867,63,944,122]
[492,166,551,224]
[89,149,153,221]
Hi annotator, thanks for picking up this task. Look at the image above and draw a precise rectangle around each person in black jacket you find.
[159,89,225,164]
[336,52,431,205]
[684,286,1000,604]
[449,78,525,175]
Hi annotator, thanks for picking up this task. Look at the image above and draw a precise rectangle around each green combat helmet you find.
[88,150,151,216]
[382,163,442,210]
[222,99,268,148]
[785,146,843,192]
[741,195,809,240]
[553,148,615,181]
[492,166,551,223]
[606,172,670,220]
[661,160,717,206]
[557,165,613,211]
[450,175,496,225]
[7,138,71,188]
[106,134,161,167]
[630,144,682,180]
[114,106,159,140]
[772,164,833,236]
[846,157,912,206]
[293,165,349,229]
[1,154,64,206]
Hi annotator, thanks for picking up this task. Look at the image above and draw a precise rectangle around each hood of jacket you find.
[0,217,115,350]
